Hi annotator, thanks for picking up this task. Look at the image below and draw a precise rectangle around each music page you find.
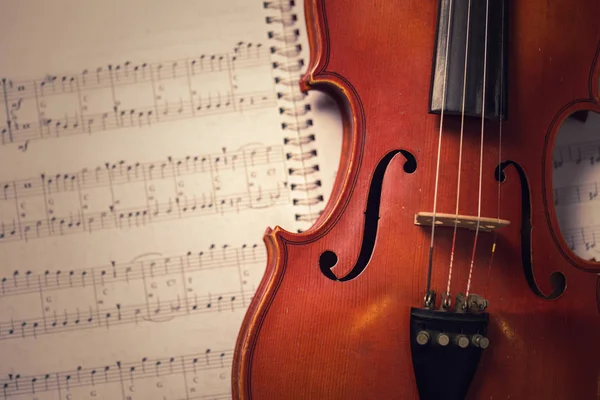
[553,109,600,261]
[0,1,339,398]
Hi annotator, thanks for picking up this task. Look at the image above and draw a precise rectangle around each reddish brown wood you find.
[233,0,600,398]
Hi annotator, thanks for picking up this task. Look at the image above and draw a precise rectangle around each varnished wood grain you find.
[233,0,600,398]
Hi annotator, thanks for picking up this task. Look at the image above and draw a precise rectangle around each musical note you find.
[0,242,262,343]
[0,2,333,400]
[0,350,233,398]
[0,42,275,149]
[553,111,600,261]
[0,145,288,243]
[554,180,600,206]
[553,140,600,169]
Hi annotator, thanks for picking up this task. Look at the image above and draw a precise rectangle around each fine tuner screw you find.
[416,331,430,345]
[437,333,450,346]
[456,334,470,348]
[441,291,452,310]
[423,290,436,309]
[472,334,490,349]
[415,331,489,349]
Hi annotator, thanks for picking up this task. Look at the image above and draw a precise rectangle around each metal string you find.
[444,0,473,309]
[465,0,491,299]
[425,0,455,305]
[485,0,506,297]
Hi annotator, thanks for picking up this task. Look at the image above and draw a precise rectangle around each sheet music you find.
[0,1,342,398]
[553,107,600,261]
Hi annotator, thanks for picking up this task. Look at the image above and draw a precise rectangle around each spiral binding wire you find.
[264,0,325,232]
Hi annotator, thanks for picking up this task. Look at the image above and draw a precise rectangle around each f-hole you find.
[497,160,567,299]
[319,149,417,281]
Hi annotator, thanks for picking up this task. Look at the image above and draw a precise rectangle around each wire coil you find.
[264,0,324,231]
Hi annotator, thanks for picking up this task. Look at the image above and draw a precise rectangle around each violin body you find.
[233,0,600,398]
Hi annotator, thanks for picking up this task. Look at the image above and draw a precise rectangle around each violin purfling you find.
[233,0,600,398]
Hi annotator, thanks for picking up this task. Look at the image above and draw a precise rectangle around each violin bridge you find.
[414,212,510,232]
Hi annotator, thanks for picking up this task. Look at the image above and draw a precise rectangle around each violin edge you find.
[231,1,600,398]
[542,43,600,274]
[232,1,368,397]
[283,0,367,242]
[231,226,281,399]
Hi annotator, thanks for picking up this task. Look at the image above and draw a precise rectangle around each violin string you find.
[445,0,473,308]
[484,125,501,297]
[485,0,506,297]
[465,0,490,299]
[425,0,455,302]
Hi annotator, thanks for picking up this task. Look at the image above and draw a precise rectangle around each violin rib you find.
[233,0,600,398]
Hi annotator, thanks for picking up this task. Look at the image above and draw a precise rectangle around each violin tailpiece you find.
[410,307,489,400]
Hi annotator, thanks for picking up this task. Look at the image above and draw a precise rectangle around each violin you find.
[233,0,600,398]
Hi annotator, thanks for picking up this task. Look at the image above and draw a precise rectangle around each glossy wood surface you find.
[233,0,600,398]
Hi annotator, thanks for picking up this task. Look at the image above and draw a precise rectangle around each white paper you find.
[0,1,342,398]
[553,107,600,261]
